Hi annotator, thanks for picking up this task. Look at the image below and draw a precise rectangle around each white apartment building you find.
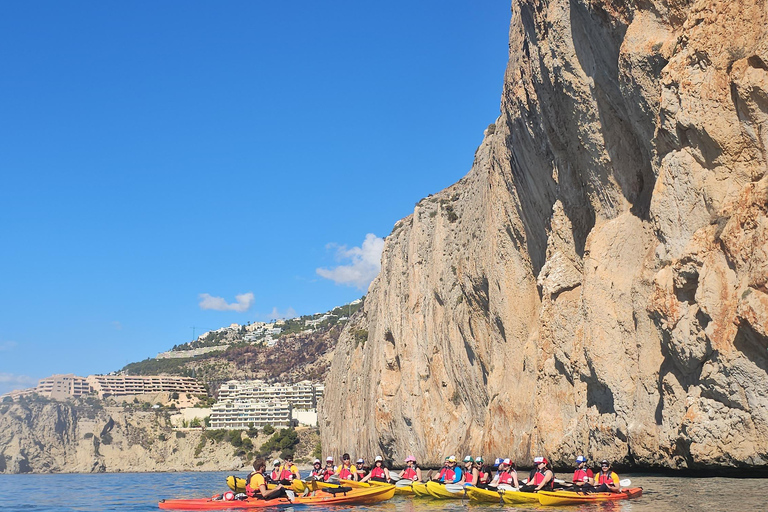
[217,380,321,410]
[209,399,292,429]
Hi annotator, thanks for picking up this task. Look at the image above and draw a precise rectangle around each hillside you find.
[121,300,362,393]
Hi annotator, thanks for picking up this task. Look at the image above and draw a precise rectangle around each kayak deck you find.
[537,487,643,506]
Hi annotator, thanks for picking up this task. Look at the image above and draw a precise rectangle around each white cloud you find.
[0,341,18,352]
[269,307,297,320]
[199,292,255,313]
[316,233,385,290]
[0,373,38,395]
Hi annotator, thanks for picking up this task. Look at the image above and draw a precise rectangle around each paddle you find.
[497,484,518,492]
[395,479,413,488]
[619,479,632,487]
[389,472,401,482]
[285,489,296,502]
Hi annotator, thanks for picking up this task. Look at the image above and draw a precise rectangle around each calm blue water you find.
[0,472,764,512]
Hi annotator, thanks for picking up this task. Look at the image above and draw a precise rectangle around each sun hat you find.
[313,459,321,465]
[576,455,587,463]
[534,456,546,464]
[326,456,334,462]
[405,455,416,462]
[463,456,473,462]
[357,458,364,464]
[494,458,502,466]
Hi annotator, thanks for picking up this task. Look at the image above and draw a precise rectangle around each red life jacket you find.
[338,465,354,479]
[573,468,592,483]
[280,465,296,481]
[498,469,515,485]
[438,467,456,482]
[596,472,615,485]
[270,469,280,481]
[370,466,386,479]
[478,470,487,482]
[245,472,264,497]
[532,469,554,490]
[310,468,323,478]
[322,467,336,481]
[401,467,418,479]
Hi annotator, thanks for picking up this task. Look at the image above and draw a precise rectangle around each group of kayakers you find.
[244,452,622,499]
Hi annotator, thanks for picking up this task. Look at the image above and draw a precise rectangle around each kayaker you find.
[336,453,358,481]
[401,455,422,482]
[433,455,462,484]
[309,459,324,479]
[521,456,554,492]
[246,458,292,501]
[461,456,477,485]
[280,455,300,483]
[322,456,336,481]
[594,460,620,492]
[499,459,520,488]
[572,456,594,489]
[356,458,368,479]
[268,459,282,483]
[360,455,390,483]
[475,457,492,488]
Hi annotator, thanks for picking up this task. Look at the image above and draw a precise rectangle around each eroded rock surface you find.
[322,0,768,470]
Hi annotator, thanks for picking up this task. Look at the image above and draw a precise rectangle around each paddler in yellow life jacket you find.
[246,458,292,501]
[594,460,620,492]
[279,454,300,482]
[335,453,358,481]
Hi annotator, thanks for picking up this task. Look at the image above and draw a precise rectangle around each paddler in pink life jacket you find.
[400,455,422,482]
[360,455,391,483]
[355,458,368,480]
[321,456,336,481]
[335,453,358,481]
[309,459,324,479]
[461,456,478,485]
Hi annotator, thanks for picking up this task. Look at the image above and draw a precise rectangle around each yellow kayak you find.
[226,476,279,494]
[425,481,467,499]
[467,487,504,503]
[501,490,539,504]
[411,482,430,497]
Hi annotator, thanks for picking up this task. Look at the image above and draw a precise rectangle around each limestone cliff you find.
[1,399,247,473]
[322,0,768,471]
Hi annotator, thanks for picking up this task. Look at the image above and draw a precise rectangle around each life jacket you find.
[478,469,487,482]
[595,471,616,485]
[498,469,515,485]
[573,468,592,483]
[279,464,296,481]
[322,467,336,481]
[338,464,355,479]
[440,467,460,483]
[532,468,554,490]
[245,472,265,497]
[401,467,418,480]
[270,468,281,481]
[370,466,386,479]
[310,468,323,478]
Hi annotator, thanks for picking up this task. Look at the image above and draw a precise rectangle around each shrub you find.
[262,425,275,436]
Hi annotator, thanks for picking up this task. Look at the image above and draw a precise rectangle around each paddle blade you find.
[444,483,466,493]
[395,479,413,488]
[619,478,632,487]
[497,484,517,491]
[389,473,401,481]
[285,490,295,501]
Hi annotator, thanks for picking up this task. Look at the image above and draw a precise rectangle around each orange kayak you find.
[159,484,395,510]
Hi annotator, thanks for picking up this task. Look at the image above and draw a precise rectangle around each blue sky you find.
[0,1,511,393]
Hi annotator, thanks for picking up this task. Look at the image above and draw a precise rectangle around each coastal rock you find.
[322,0,768,471]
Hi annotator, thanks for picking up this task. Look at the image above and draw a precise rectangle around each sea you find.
[0,471,764,512]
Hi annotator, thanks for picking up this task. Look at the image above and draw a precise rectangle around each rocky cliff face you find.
[322,0,768,471]
[0,399,244,473]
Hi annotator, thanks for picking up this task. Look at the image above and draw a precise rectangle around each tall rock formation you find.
[322,0,768,471]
